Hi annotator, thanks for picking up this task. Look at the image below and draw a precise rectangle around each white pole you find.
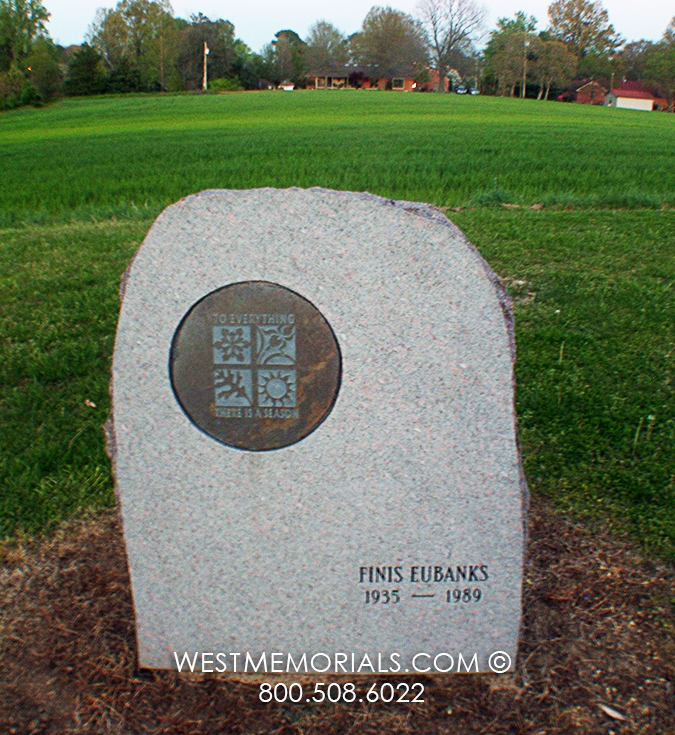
[521,39,529,99]
[203,41,209,91]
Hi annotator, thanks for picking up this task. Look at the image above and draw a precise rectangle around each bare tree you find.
[417,0,485,91]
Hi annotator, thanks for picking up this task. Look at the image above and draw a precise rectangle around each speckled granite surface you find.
[108,188,527,673]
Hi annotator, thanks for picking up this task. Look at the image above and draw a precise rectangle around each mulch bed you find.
[1,497,673,735]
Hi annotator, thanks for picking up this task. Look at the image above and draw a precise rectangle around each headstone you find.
[108,188,527,675]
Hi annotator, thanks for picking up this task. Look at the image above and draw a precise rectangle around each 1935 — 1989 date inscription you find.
[358,563,490,605]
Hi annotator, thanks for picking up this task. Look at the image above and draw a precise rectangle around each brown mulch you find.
[1,498,673,735]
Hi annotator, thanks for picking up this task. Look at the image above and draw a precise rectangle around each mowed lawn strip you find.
[0,220,145,535]
[1,210,673,560]
[1,92,674,227]
[453,209,675,560]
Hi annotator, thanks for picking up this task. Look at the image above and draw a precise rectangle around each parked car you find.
[469,88,480,95]
[455,86,467,94]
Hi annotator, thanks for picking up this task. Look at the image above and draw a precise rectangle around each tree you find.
[530,39,576,99]
[261,29,307,85]
[177,14,240,90]
[642,18,675,110]
[417,0,485,91]
[87,7,127,71]
[26,35,61,99]
[619,39,653,81]
[88,0,180,91]
[275,30,307,84]
[0,60,24,107]
[305,21,348,75]
[576,48,624,83]
[351,6,428,84]
[107,56,141,91]
[0,0,49,69]
[547,0,621,59]
[229,39,262,90]
[483,13,537,96]
[64,43,107,95]
[273,31,295,82]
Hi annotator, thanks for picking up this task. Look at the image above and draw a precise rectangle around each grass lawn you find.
[1,91,675,225]
[0,92,673,560]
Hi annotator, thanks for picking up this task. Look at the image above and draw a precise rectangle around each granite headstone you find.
[108,188,527,674]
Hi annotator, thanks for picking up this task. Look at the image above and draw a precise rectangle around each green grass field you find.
[1,91,673,560]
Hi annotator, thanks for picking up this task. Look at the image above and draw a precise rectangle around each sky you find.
[45,0,673,53]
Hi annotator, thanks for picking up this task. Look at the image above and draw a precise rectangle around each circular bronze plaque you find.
[169,281,341,451]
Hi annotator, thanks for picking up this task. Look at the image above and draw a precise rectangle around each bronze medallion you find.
[169,281,341,451]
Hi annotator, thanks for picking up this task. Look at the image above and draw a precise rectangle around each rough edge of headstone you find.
[103,187,530,672]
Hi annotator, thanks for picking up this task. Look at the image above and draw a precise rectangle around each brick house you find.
[309,67,450,92]
[311,68,351,89]
[575,81,607,105]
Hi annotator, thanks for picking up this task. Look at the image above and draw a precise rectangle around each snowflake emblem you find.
[213,326,251,364]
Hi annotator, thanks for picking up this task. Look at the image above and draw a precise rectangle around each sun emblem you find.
[258,369,297,407]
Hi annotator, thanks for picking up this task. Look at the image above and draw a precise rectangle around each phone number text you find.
[259,681,425,703]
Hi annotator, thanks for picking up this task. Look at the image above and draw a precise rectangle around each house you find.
[421,69,451,92]
[575,81,607,105]
[605,82,666,111]
[361,76,416,91]
[556,79,607,104]
[311,69,351,89]
[308,67,450,92]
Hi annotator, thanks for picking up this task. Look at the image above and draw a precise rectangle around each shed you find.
[605,88,655,111]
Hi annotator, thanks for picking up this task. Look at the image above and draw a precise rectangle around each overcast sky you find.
[46,0,673,53]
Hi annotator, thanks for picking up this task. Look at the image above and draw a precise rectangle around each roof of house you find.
[576,81,606,92]
[610,88,655,100]
[616,80,647,91]
[308,68,352,78]
[308,66,426,81]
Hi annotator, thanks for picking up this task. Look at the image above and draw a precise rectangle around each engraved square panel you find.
[256,325,296,365]
[257,369,297,407]
[214,368,253,407]
[213,326,252,365]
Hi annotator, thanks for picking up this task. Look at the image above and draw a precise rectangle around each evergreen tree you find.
[107,56,142,92]
[64,43,107,95]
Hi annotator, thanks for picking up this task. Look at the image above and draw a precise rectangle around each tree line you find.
[1,0,674,110]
